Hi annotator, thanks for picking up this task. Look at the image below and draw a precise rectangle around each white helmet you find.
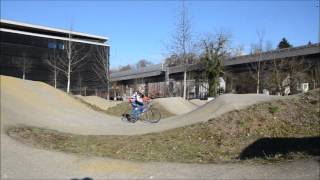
[138,86,144,94]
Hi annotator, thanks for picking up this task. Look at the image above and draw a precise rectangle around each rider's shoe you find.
[130,117,139,123]
[125,114,139,123]
[125,114,132,122]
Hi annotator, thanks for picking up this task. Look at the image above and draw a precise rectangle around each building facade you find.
[0,19,110,96]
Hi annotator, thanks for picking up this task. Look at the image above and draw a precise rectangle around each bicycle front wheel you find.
[146,108,161,123]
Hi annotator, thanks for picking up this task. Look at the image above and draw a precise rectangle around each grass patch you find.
[8,89,320,163]
[268,105,279,114]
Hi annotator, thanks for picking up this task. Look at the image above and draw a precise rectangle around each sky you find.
[1,0,319,68]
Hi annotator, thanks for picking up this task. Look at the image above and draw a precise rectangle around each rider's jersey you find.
[130,92,143,106]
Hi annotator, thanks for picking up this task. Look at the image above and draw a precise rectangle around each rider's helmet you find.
[137,87,144,97]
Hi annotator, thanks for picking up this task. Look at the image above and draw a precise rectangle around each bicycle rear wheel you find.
[146,108,161,123]
[122,110,138,123]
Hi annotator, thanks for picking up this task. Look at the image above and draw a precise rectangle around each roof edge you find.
[1,28,109,47]
[0,19,108,41]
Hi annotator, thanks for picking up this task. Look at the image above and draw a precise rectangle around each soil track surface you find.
[1,76,319,179]
[74,95,121,111]
[1,75,281,135]
[153,97,197,115]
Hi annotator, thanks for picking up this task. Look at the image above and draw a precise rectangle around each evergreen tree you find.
[278,38,292,49]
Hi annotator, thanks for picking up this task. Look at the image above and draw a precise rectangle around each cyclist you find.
[129,89,149,120]
[122,89,161,123]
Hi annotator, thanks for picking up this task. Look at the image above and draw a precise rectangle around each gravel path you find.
[1,76,319,179]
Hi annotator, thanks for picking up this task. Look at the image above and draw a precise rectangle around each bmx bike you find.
[122,101,161,123]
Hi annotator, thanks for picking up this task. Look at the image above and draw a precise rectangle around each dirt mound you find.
[153,97,197,115]
[151,93,281,131]
[1,76,319,179]
[75,95,121,111]
[9,89,320,163]
[0,75,119,135]
[189,99,207,106]
[1,75,280,135]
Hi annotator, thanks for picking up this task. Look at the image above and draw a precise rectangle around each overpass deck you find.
[110,43,320,82]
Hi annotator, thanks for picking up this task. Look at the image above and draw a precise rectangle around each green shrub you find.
[269,106,279,114]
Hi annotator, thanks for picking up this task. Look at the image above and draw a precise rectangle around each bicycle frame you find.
[132,101,152,120]
[123,99,161,123]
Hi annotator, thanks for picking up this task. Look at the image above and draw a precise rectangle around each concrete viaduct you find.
[110,43,320,98]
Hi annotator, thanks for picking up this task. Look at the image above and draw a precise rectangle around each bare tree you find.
[268,55,313,95]
[91,45,110,99]
[268,54,287,95]
[118,64,133,72]
[12,53,33,80]
[46,31,89,93]
[45,47,60,88]
[248,30,267,94]
[231,44,245,57]
[170,0,194,99]
[136,59,153,69]
[164,54,180,67]
[286,57,312,94]
[310,60,320,89]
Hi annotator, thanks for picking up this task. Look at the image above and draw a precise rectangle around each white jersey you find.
[132,92,143,104]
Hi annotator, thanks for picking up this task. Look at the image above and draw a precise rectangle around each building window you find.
[48,41,57,49]
[58,43,64,49]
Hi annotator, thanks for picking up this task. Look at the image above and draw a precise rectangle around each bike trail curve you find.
[1,75,319,179]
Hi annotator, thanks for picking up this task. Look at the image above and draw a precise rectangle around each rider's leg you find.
[132,105,144,120]
[139,104,144,113]
[131,107,137,119]
[131,103,138,120]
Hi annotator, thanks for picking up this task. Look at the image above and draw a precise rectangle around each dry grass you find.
[8,89,320,163]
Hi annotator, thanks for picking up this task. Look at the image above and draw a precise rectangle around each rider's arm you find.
[143,96,151,104]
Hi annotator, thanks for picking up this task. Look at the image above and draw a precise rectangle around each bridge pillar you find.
[165,66,170,96]
[195,76,199,99]
[145,81,149,97]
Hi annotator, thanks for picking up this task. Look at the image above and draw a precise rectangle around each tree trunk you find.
[23,60,26,80]
[67,35,72,93]
[256,69,260,94]
[277,76,282,95]
[165,67,170,96]
[107,84,110,100]
[54,68,57,89]
[67,61,71,93]
[183,69,187,99]
[67,74,70,93]
[195,76,199,98]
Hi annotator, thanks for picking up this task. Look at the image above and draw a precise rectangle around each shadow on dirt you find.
[71,177,93,180]
[239,137,320,159]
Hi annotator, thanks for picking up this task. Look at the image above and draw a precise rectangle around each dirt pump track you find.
[1,76,319,179]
